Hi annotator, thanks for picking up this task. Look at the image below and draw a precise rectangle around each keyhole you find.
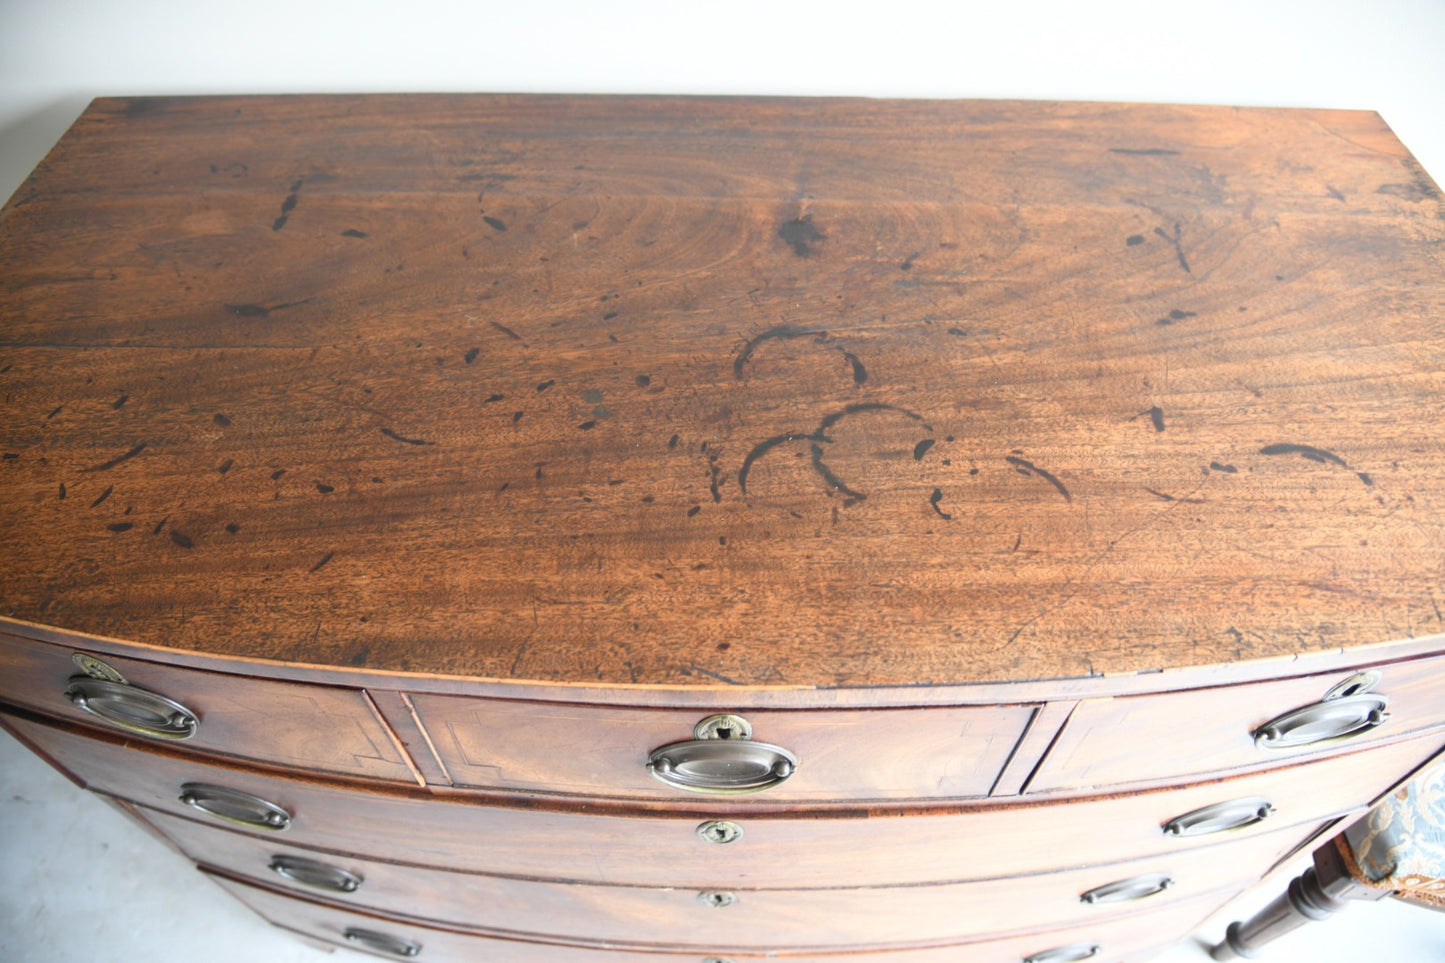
[716,725,734,740]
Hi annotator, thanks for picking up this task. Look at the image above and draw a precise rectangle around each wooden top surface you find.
[1,94,1442,688]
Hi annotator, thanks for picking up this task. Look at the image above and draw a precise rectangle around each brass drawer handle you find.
[65,676,199,740]
[1079,872,1175,904]
[647,739,797,794]
[344,927,422,957]
[269,854,362,893]
[179,783,292,831]
[1024,942,1100,963]
[1254,694,1389,749]
[1163,797,1273,837]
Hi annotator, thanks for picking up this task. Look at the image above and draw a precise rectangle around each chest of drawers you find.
[2,94,1443,962]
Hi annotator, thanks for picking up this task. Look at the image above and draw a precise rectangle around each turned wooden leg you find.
[1210,839,1388,960]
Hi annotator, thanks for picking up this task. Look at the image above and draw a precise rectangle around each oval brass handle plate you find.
[1163,797,1274,837]
[1254,694,1389,749]
[178,782,292,831]
[1079,872,1175,904]
[1024,942,1101,963]
[647,739,797,794]
[65,676,198,740]
[269,854,362,893]
[343,928,422,957]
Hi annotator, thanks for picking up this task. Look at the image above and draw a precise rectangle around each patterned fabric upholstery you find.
[1341,754,1445,909]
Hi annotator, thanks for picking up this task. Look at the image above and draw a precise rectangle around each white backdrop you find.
[1,0,1443,202]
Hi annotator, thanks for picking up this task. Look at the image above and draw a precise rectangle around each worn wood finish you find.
[208,871,1231,963]
[2,96,1443,688]
[405,695,1035,801]
[0,631,417,782]
[1027,653,1445,793]
[8,709,1440,890]
[142,803,1307,949]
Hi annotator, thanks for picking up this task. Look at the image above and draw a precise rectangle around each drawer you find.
[406,696,1037,801]
[0,631,416,783]
[6,709,1439,889]
[142,803,1311,949]
[210,870,1230,962]
[1028,654,1445,794]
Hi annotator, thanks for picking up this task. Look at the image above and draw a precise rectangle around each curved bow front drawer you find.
[406,696,1037,802]
[205,871,1233,963]
[0,632,416,783]
[139,803,1309,949]
[7,709,1441,890]
[1027,654,1445,794]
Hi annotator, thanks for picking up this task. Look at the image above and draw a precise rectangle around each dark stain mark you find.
[498,482,510,493]
[347,646,369,667]
[842,351,867,385]
[1154,222,1191,273]
[491,321,523,341]
[734,325,826,379]
[818,402,927,433]
[687,505,701,517]
[636,374,651,387]
[315,481,335,493]
[1126,234,1146,246]
[485,393,504,403]
[1149,406,1166,432]
[46,404,64,420]
[1011,531,1022,552]
[112,394,129,409]
[381,427,435,446]
[1144,487,1206,504]
[947,327,968,337]
[341,229,368,238]
[83,443,146,472]
[536,380,555,393]
[1326,185,1346,202]
[1110,147,1181,156]
[741,433,823,495]
[811,444,867,501]
[107,522,133,533]
[1,453,15,460]
[58,483,67,500]
[310,551,335,573]
[603,311,618,320]
[1377,181,1439,202]
[682,664,741,685]
[779,215,825,257]
[1157,309,1197,326]
[1260,443,1349,467]
[226,303,271,317]
[1004,455,1072,503]
[271,468,286,480]
[608,479,625,486]
[152,516,168,535]
[1357,472,1374,486]
[668,434,680,449]
[708,453,724,503]
[718,536,727,546]
[578,421,597,431]
[225,523,240,534]
[464,348,481,364]
[90,485,114,508]
[214,413,232,427]
[582,388,604,404]
[513,411,524,423]
[913,439,936,461]
[1210,462,1238,474]
[535,465,544,480]
[929,488,952,520]
[272,178,303,231]
[900,251,922,271]
[483,215,508,232]
[170,530,194,549]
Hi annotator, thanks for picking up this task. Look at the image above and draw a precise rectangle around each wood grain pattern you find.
[8,709,1440,889]
[207,871,1232,962]
[142,803,1307,949]
[1,96,1442,687]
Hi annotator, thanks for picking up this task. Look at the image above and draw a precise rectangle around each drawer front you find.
[143,803,1309,948]
[7,710,1440,889]
[1028,654,1445,794]
[407,696,1036,801]
[210,871,1229,962]
[0,631,416,783]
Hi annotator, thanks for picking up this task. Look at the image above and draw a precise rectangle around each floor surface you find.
[2,728,1442,962]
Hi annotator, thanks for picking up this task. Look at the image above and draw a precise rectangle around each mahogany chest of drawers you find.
[2,94,1444,962]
